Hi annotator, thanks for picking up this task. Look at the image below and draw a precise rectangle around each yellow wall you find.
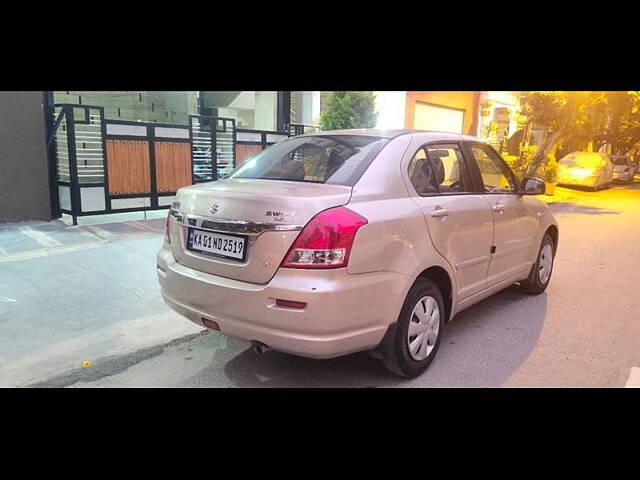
[405,91,481,136]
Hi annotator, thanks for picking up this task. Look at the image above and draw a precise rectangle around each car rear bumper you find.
[157,245,408,359]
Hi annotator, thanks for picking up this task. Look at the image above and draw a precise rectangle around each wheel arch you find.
[416,266,453,323]
[545,224,559,254]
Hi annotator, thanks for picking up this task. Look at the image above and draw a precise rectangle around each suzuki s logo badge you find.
[210,202,220,215]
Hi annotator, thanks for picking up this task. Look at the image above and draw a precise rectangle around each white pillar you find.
[312,91,321,125]
[254,92,277,131]
[374,91,407,130]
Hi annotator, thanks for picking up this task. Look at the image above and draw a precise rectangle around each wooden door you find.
[155,141,192,192]
[106,139,151,195]
[236,144,264,166]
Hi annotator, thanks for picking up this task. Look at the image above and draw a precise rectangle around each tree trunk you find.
[525,130,564,178]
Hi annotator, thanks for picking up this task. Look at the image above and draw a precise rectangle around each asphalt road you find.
[48,185,640,387]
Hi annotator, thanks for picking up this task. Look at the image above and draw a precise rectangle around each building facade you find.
[477,91,523,149]
[1,91,300,223]
[0,91,523,223]
[374,91,523,147]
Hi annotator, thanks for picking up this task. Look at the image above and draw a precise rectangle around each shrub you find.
[319,92,377,131]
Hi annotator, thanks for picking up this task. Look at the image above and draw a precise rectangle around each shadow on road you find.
[548,202,621,216]
[557,184,611,193]
[219,285,548,388]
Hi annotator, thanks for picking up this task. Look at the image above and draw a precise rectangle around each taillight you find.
[281,207,367,269]
[164,210,171,244]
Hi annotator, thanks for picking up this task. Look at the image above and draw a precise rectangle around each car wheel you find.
[520,233,555,295]
[381,278,444,378]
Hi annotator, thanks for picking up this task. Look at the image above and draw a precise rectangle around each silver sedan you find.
[158,130,559,378]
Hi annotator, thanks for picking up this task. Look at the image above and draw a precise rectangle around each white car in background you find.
[158,130,559,378]
[557,151,614,190]
[610,155,637,184]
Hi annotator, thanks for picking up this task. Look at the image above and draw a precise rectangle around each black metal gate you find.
[49,104,108,225]
[103,118,192,215]
[47,106,240,224]
[189,115,237,183]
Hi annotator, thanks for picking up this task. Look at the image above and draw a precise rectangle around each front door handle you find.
[430,208,449,218]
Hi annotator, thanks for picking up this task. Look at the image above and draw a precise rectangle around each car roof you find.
[297,129,484,143]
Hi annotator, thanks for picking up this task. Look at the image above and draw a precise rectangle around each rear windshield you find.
[229,135,389,186]
[561,153,603,168]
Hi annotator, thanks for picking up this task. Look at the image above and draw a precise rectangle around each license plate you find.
[187,228,246,261]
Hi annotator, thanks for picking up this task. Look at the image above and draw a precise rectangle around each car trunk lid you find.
[169,178,353,284]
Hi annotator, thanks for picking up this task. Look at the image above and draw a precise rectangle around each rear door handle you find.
[492,204,506,213]
[430,208,449,218]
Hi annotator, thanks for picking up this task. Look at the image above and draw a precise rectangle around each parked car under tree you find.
[557,151,614,190]
[158,130,559,378]
[610,155,637,184]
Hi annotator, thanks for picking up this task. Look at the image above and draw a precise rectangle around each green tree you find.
[522,91,608,177]
[521,91,640,177]
[595,91,640,154]
[319,91,378,131]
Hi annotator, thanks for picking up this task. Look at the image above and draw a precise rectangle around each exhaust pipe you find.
[252,341,272,355]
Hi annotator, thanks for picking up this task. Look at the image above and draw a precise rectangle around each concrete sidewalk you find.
[0,212,202,387]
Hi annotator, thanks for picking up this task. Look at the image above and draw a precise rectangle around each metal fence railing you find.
[190,115,237,182]
[289,123,321,136]
[50,104,108,224]
[48,105,294,223]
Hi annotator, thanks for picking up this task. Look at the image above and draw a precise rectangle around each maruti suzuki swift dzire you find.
[157,130,558,377]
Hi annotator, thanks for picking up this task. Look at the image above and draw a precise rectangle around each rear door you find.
[403,139,494,300]
[464,142,539,287]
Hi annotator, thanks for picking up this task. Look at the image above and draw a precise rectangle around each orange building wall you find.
[405,91,481,136]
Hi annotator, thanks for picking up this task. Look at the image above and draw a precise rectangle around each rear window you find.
[560,154,579,167]
[609,156,629,165]
[561,153,605,168]
[229,135,389,186]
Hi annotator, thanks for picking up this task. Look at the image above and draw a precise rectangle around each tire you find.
[381,278,445,378]
[520,233,555,295]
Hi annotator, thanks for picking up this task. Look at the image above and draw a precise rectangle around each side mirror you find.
[520,177,546,195]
